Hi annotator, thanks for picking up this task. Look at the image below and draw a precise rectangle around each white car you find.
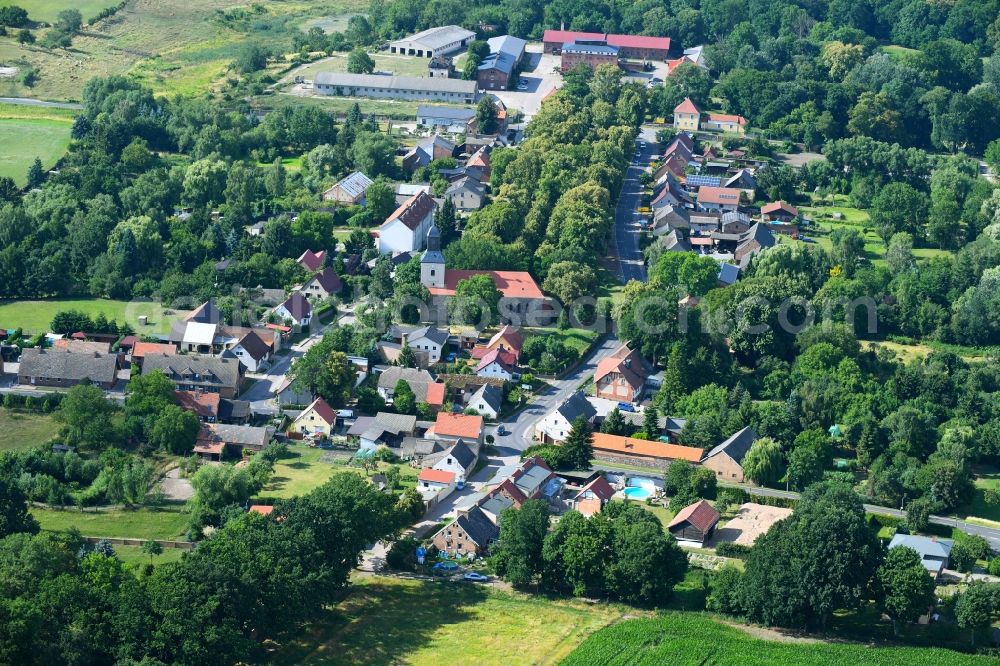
[463,572,490,582]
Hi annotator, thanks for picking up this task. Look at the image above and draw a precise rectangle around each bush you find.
[988,557,1000,577]
[386,536,420,571]
[715,542,751,559]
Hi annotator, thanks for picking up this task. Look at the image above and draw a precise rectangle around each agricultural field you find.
[562,614,993,666]
[271,576,632,666]
[0,1,120,24]
[0,297,186,334]
[32,506,189,540]
[0,104,73,185]
[0,0,366,101]
[0,410,62,452]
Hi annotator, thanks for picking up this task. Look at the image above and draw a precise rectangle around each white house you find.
[475,348,518,381]
[378,191,437,255]
[536,392,597,444]
[299,267,343,301]
[230,331,272,373]
[389,25,476,58]
[405,325,448,365]
[417,467,457,504]
[273,292,312,327]
[467,383,502,420]
[431,440,478,484]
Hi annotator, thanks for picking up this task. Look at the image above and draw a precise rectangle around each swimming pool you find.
[623,487,651,500]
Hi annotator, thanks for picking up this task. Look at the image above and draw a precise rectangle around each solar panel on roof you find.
[686,175,722,187]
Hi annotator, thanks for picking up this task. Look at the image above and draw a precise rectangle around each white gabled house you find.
[273,292,312,327]
[378,191,437,255]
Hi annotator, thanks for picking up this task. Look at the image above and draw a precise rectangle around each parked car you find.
[618,402,636,412]
[433,561,459,572]
[496,425,508,436]
[463,572,490,582]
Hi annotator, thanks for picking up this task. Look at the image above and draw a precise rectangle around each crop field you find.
[272,576,631,665]
[562,614,992,666]
[0,1,120,24]
[0,297,186,334]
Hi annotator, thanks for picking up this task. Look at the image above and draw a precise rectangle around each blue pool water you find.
[623,487,651,500]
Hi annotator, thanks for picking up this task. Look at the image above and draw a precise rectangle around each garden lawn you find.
[562,613,993,665]
[271,575,631,666]
[286,52,439,81]
[261,445,419,499]
[0,118,72,186]
[964,470,1000,523]
[0,410,61,452]
[0,297,185,335]
[524,327,600,356]
[32,506,189,540]
[0,0,120,23]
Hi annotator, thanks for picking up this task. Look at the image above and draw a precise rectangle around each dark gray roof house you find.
[141,353,242,397]
[706,426,758,464]
[557,391,598,423]
[452,505,500,548]
[18,348,118,389]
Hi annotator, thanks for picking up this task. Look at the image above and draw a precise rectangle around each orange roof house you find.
[426,269,544,300]
[419,468,456,485]
[429,412,484,441]
[591,432,704,465]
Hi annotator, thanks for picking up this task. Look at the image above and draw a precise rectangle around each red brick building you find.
[543,30,670,60]
[560,41,620,72]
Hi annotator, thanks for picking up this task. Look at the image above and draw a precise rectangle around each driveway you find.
[494,335,622,453]
[611,127,658,283]
[490,45,561,120]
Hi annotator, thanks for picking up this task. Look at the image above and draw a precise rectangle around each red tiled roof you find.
[133,342,177,359]
[297,249,326,272]
[303,397,337,425]
[576,475,616,502]
[265,323,292,333]
[606,34,670,50]
[427,269,544,299]
[176,390,221,418]
[674,97,700,115]
[488,325,523,355]
[249,504,274,516]
[761,201,798,216]
[592,432,704,461]
[668,499,720,533]
[706,113,747,126]
[543,29,605,43]
[425,382,446,407]
[594,343,648,389]
[690,237,714,246]
[434,412,483,440]
[697,186,742,205]
[194,441,225,455]
[419,468,456,484]
[382,191,436,231]
[476,347,518,373]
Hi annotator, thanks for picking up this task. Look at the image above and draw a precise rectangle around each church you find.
[419,227,553,325]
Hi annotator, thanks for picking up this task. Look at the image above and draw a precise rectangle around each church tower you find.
[421,225,446,288]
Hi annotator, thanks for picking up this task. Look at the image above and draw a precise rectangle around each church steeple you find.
[421,226,446,288]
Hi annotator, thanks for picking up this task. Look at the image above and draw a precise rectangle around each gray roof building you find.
[416,105,476,122]
[451,505,499,548]
[389,25,476,58]
[705,426,758,465]
[314,73,479,104]
[18,348,118,387]
[469,383,503,415]
[141,353,241,395]
[377,366,435,391]
[888,534,954,576]
[557,391,598,424]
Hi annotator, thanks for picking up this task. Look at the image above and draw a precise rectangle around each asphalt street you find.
[612,127,658,283]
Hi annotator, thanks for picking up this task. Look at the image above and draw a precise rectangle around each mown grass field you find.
[258,92,428,120]
[0,117,72,185]
[524,327,601,356]
[0,297,185,334]
[0,0,119,24]
[0,410,62,452]
[965,469,1000,523]
[113,544,187,568]
[32,506,189,540]
[261,445,419,499]
[286,52,438,81]
[562,614,992,666]
[271,576,633,666]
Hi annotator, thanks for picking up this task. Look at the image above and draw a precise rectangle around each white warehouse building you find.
[389,25,477,58]
[314,72,479,104]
